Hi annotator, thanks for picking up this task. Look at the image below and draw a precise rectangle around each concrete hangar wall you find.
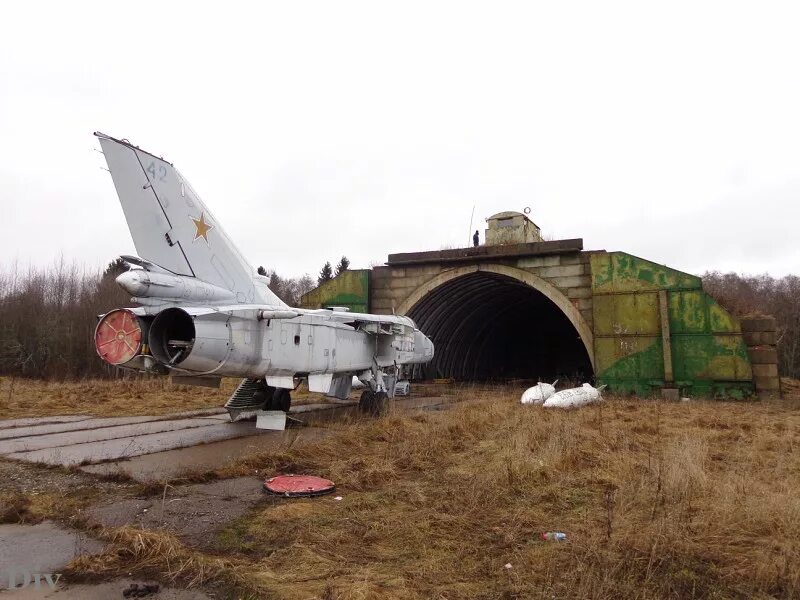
[302,217,781,399]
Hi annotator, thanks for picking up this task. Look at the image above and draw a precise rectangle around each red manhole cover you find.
[264,474,336,497]
[95,308,143,365]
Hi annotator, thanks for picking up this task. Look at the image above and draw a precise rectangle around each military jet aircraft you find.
[93,132,434,418]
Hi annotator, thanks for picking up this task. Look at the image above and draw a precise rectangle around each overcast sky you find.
[1,1,798,278]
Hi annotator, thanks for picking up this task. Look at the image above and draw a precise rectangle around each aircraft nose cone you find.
[116,270,148,296]
[425,334,435,359]
[413,330,434,362]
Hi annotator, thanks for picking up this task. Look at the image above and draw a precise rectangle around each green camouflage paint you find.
[591,252,754,398]
[299,269,370,313]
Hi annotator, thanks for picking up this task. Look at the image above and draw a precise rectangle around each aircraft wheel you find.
[271,388,292,412]
[359,390,389,416]
[373,391,389,416]
[358,390,375,414]
[255,384,274,409]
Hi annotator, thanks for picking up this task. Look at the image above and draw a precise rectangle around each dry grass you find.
[0,377,329,419]
[0,377,231,418]
[68,527,249,589]
[0,489,93,525]
[68,383,800,599]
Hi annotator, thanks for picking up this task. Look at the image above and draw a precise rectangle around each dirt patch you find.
[86,477,266,547]
[0,459,124,495]
[0,458,134,524]
[9,383,800,598]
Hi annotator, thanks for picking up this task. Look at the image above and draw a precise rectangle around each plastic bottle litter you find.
[520,380,558,404]
[542,383,606,409]
[541,531,567,542]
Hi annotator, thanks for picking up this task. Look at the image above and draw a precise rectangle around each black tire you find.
[359,390,375,414]
[253,383,274,410]
[373,391,389,416]
[270,388,292,412]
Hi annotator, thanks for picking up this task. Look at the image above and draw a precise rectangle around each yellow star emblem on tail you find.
[191,212,213,243]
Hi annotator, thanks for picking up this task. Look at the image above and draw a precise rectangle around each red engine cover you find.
[95,309,143,365]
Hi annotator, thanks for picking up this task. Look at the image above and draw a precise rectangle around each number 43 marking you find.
[146,161,167,182]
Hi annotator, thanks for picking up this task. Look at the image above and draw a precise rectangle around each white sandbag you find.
[352,376,365,389]
[520,380,558,405]
[543,383,606,409]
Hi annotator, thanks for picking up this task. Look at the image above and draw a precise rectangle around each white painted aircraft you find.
[93,132,434,418]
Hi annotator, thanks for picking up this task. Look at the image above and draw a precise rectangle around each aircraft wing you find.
[308,310,416,332]
[164,304,417,331]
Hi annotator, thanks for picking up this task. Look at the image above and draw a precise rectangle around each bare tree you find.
[703,271,800,378]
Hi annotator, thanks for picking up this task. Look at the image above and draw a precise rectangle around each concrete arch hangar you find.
[398,264,595,382]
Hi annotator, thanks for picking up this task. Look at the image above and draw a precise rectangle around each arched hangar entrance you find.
[398,265,594,382]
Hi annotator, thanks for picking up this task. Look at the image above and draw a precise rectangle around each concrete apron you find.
[0,521,104,591]
[0,396,451,481]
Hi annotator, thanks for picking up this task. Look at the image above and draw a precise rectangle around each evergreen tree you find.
[257,265,267,276]
[335,256,350,276]
[318,261,333,285]
[102,257,129,281]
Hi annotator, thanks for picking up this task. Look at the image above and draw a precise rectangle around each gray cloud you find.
[1,1,798,277]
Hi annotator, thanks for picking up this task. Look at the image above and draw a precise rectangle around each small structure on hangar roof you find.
[485,210,542,246]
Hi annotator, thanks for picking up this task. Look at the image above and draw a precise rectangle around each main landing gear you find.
[253,382,292,412]
[359,390,389,416]
[225,378,292,421]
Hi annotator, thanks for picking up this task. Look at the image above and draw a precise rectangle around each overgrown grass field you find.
[63,381,800,599]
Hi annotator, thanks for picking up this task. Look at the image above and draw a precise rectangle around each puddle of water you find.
[5,578,213,599]
[0,521,104,589]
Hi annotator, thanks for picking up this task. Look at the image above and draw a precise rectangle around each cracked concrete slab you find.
[0,521,105,590]
[0,413,227,441]
[80,426,328,481]
[0,418,232,455]
[0,416,92,431]
[4,420,264,466]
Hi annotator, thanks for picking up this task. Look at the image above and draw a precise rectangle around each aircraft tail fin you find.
[96,132,285,307]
